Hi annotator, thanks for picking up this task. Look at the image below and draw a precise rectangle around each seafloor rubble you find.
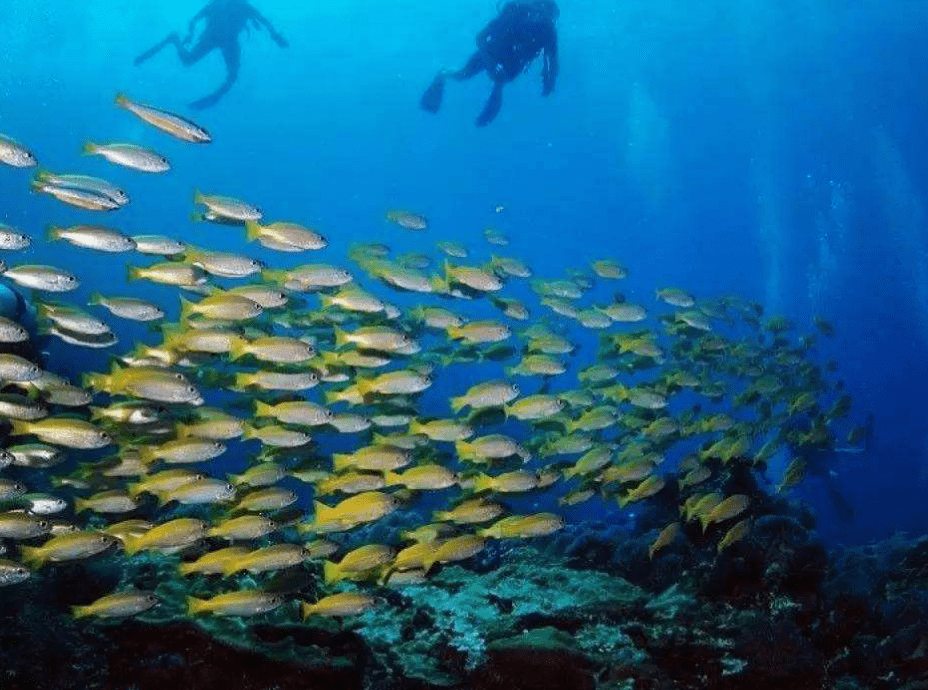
[3,506,928,690]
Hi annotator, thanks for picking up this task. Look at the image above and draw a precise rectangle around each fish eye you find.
[512,384,520,394]
[38,520,50,529]
[147,594,159,603]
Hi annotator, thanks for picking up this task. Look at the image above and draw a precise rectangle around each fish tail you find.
[232,372,252,390]
[114,93,130,108]
[29,178,44,194]
[81,142,98,156]
[228,336,248,361]
[300,601,314,619]
[87,292,103,306]
[74,498,88,514]
[449,395,466,414]
[178,296,195,320]
[126,265,143,282]
[121,536,142,555]
[322,560,341,585]
[71,605,91,619]
[383,470,400,486]
[252,401,273,419]
[332,326,349,349]
[20,546,46,568]
[193,189,204,205]
[178,563,195,576]
[244,221,262,242]
[331,454,351,472]
[83,372,108,392]
[8,419,30,437]
[312,500,332,524]
[45,226,62,242]
[186,596,208,616]
[454,441,472,461]
[472,473,493,493]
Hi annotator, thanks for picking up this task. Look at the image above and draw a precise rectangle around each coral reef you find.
[3,526,928,690]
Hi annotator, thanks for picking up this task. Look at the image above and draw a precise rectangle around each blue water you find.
[1,0,926,546]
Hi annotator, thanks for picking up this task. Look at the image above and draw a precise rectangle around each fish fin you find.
[454,441,472,461]
[121,535,142,556]
[471,473,492,493]
[228,336,248,361]
[186,595,208,616]
[178,296,195,321]
[20,546,45,568]
[8,419,30,437]
[322,560,340,585]
[332,326,349,349]
[126,265,142,282]
[71,605,91,619]
[244,221,262,242]
[312,500,332,523]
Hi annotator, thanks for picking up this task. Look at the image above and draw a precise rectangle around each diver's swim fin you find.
[420,76,446,114]
[134,33,178,67]
[476,82,503,127]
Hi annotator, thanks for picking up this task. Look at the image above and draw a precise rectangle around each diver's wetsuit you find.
[134,0,287,110]
[421,0,559,126]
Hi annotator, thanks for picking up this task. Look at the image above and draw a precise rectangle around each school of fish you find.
[0,94,862,621]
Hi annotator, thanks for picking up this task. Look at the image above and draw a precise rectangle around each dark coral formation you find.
[3,520,928,690]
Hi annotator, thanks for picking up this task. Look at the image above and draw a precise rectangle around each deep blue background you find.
[0,0,926,545]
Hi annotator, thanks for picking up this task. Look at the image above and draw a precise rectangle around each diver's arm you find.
[541,31,558,96]
[248,6,289,47]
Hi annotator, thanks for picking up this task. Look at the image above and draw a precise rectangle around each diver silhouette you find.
[133,0,288,110]
[421,0,559,127]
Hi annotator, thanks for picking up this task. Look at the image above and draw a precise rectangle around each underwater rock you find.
[474,627,595,690]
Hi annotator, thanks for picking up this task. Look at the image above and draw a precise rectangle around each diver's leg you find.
[174,35,216,67]
[133,32,181,66]
[189,41,241,110]
[449,52,487,81]
[475,80,504,127]
[421,52,487,114]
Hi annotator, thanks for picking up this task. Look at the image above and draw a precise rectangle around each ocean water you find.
[1,2,927,689]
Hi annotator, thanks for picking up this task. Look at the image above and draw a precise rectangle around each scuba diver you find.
[421,0,559,127]
[133,0,288,110]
